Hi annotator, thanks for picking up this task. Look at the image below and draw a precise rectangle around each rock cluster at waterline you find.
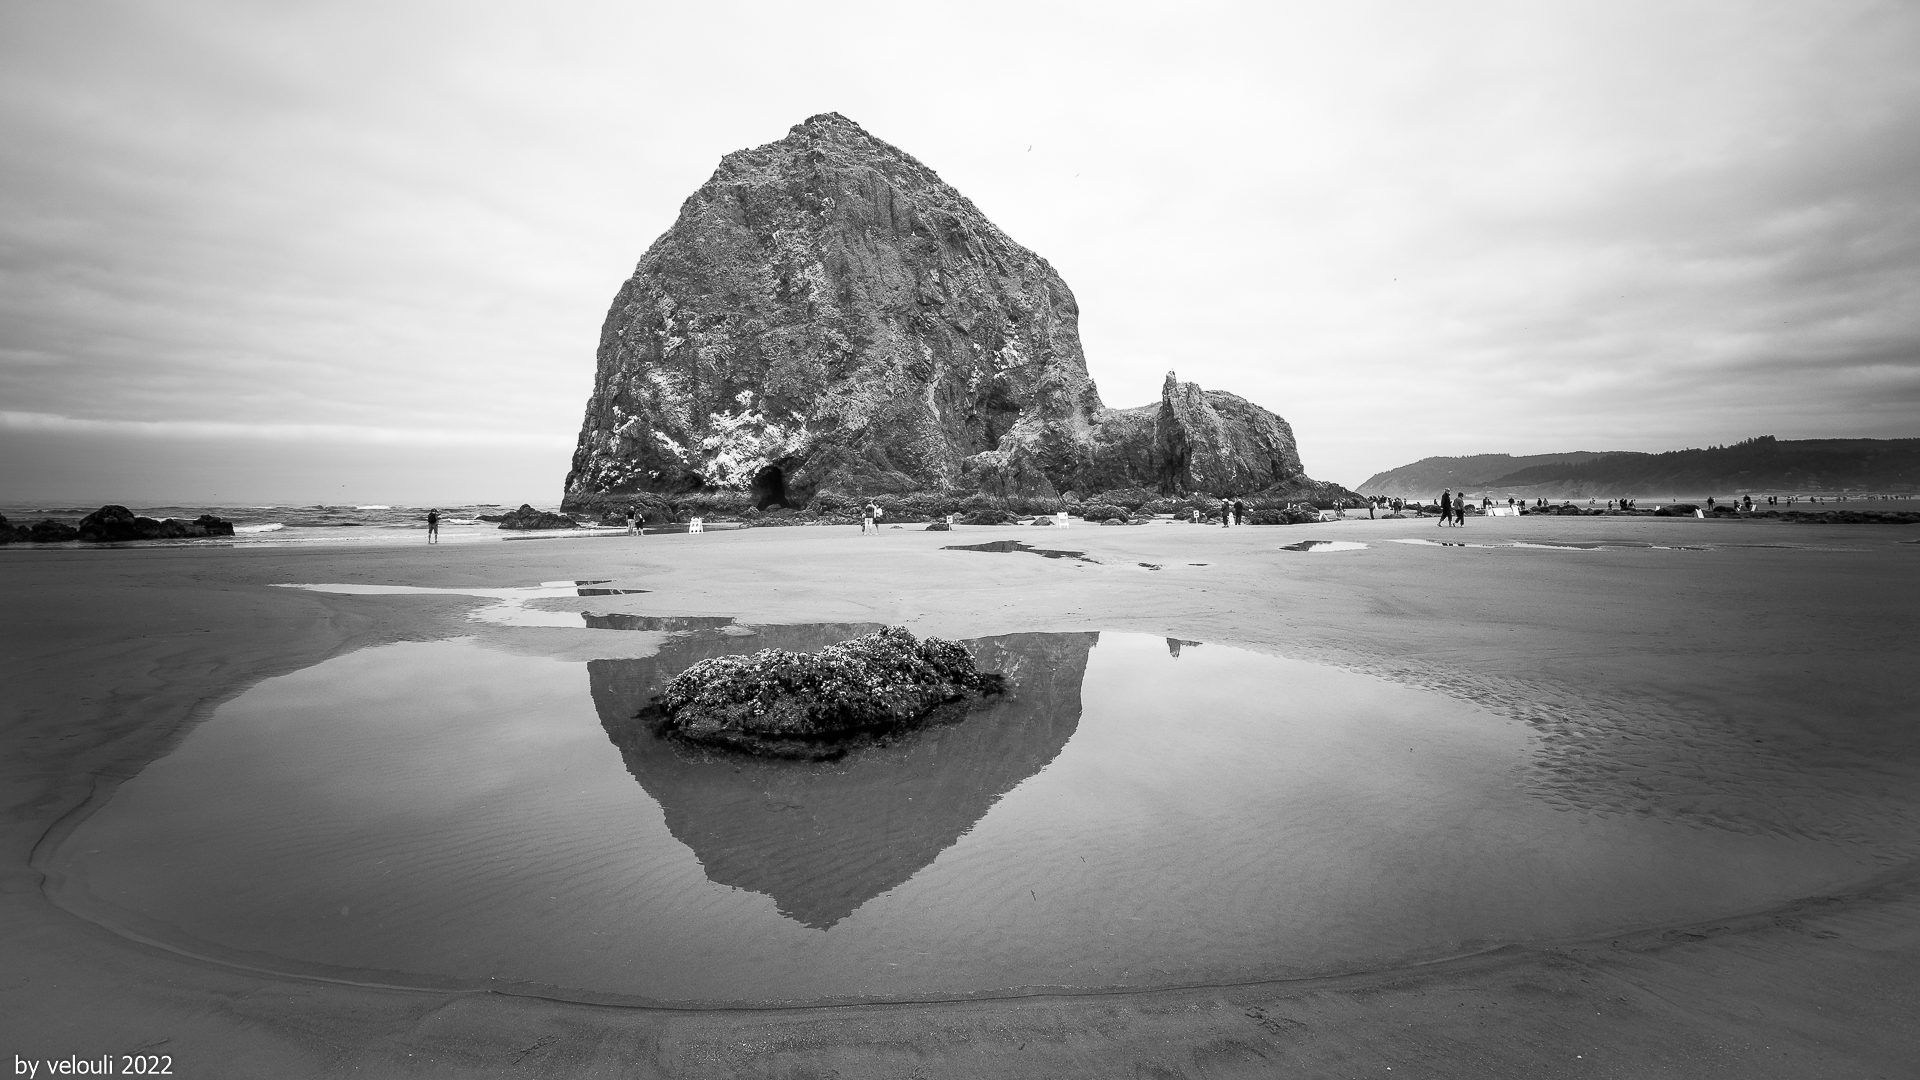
[485,504,578,530]
[654,626,1005,759]
[0,506,235,544]
[564,113,1355,512]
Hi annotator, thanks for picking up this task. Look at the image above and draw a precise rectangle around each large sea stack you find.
[564,113,1351,510]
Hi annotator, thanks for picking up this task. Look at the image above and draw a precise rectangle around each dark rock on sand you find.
[924,521,952,531]
[655,626,1005,759]
[27,519,79,543]
[495,504,578,530]
[1777,509,1920,525]
[74,506,235,542]
[562,113,1356,510]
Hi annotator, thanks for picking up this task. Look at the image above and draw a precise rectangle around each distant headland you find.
[1360,436,1920,499]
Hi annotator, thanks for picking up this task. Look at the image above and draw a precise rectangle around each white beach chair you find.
[689,516,704,534]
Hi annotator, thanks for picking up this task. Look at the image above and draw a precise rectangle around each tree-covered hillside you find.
[1362,437,1920,498]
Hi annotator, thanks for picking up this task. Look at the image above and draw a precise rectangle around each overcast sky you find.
[3,0,1917,505]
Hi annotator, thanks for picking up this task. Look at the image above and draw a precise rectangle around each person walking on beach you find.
[426,508,440,543]
[1439,489,1452,527]
[1454,495,1466,527]
[1221,498,1232,528]
[861,501,877,534]
[1233,499,1246,526]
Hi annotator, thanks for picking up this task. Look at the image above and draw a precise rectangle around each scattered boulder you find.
[654,626,1006,759]
[957,508,1020,526]
[923,521,952,531]
[72,506,236,542]
[76,505,146,541]
[1246,506,1320,525]
[27,519,79,543]
[496,504,578,530]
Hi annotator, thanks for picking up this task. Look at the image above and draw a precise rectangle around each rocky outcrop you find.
[493,504,577,530]
[1077,372,1343,499]
[75,505,235,542]
[564,114,1353,509]
[656,627,1004,758]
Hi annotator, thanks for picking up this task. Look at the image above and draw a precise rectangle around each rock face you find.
[565,113,1351,508]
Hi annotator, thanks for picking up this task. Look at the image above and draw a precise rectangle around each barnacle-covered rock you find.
[655,626,1005,758]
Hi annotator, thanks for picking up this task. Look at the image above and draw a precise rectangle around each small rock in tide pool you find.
[652,626,1006,759]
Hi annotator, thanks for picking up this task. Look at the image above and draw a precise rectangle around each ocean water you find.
[0,504,621,546]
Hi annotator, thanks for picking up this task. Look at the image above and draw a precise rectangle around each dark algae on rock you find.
[654,626,1006,759]
[563,113,1354,512]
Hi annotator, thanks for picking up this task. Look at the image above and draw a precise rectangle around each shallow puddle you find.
[1280,540,1368,552]
[941,540,1096,563]
[1385,538,1498,549]
[45,627,1880,1007]
[278,580,650,628]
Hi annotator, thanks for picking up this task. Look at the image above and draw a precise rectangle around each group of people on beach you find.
[1435,490,1467,527]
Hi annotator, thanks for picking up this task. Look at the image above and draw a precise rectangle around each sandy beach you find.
[4,514,1918,1078]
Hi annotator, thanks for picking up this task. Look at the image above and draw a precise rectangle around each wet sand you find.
[3,514,1918,1077]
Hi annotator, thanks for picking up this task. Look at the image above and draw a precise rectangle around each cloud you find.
[0,411,572,447]
[1,0,1916,496]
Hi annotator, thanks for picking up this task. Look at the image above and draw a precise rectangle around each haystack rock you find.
[564,113,1352,510]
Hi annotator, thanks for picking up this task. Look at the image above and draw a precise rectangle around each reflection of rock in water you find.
[591,629,1098,928]
[1166,638,1203,658]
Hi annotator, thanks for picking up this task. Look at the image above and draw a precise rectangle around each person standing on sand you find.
[426,509,440,543]
[624,508,637,536]
[1221,498,1232,528]
[1233,499,1246,526]
[862,501,877,534]
[1439,489,1452,527]
[1454,496,1466,527]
